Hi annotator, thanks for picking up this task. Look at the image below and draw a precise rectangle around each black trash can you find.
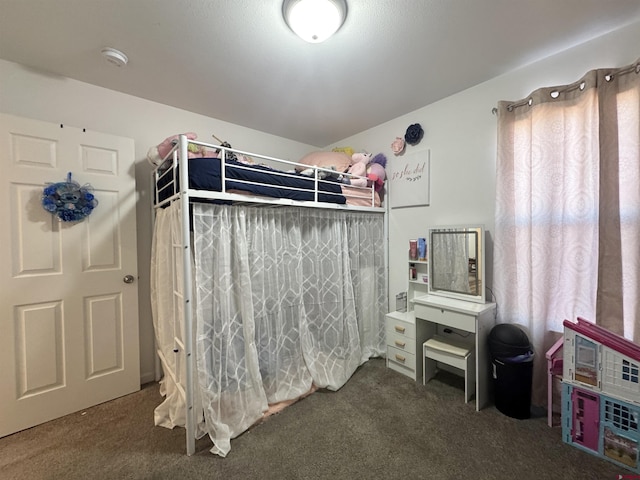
[488,324,534,419]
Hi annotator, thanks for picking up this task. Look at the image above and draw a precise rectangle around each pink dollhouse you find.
[545,337,564,427]
[561,317,640,473]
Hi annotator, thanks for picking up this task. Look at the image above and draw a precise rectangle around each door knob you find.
[123,275,135,284]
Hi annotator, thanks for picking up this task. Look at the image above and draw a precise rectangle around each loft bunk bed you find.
[150,135,388,456]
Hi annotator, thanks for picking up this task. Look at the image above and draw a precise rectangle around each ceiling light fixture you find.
[101,47,128,67]
[283,0,347,43]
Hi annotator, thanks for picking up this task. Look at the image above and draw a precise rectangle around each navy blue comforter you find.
[158,157,346,205]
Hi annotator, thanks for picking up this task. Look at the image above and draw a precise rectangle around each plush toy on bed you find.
[342,152,372,187]
[366,153,387,192]
[146,132,218,166]
[295,150,351,179]
[299,165,341,180]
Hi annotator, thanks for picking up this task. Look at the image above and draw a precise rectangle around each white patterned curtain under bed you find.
[150,205,189,431]
[152,202,386,457]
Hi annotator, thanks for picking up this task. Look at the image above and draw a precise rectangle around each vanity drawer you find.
[387,346,415,372]
[385,317,416,339]
[385,330,416,354]
[415,304,476,333]
[387,356,415,379]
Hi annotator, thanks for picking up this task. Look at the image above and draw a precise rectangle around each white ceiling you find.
[1,0,640,147]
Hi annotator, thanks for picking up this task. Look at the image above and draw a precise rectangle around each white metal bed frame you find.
[154,135,383,211]
[151,135,386,455]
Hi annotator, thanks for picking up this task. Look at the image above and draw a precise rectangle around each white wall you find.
[0,60,316,384]
[330,20,640,312]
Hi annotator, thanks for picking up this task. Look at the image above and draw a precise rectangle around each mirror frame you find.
[427,224,486,304]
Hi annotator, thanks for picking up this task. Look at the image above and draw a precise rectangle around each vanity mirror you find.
[427,224,485,304]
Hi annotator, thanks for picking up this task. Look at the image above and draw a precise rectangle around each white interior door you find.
[0,114,140,437]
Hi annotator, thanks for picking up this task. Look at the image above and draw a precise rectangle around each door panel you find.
[10,182,62,275]
[15,301,65,397]
[85,292,123,377]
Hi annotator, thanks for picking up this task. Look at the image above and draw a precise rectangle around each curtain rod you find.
[491,57,640,115]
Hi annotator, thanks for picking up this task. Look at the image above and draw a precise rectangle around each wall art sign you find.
[389,149,430,208]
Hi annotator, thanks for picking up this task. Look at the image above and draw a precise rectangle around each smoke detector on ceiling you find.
[101,47,128,67]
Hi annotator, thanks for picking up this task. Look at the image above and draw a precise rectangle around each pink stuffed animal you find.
[343,153,372,187]
[146,132,218,166]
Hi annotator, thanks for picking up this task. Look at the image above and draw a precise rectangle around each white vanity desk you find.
[412,294,496,411]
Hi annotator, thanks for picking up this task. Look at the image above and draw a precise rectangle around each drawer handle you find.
[394,340,406,348]
[394,326,406,334]
[395,354,406,363]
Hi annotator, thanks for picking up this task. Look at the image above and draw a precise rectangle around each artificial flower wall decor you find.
[404,123,424,146]
[42,172,98,222]
[391,137,405,155]
[391,123,424,156]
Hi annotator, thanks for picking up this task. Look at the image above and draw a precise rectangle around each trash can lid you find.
[490,323,530,345]
[489,323,531,357]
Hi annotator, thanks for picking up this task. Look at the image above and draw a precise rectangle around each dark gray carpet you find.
[0,358,625,479]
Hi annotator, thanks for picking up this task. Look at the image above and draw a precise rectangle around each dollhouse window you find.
[604,399,639,432]
[623,359,639,384]
[575,336,599,386]
[577,338,597,367]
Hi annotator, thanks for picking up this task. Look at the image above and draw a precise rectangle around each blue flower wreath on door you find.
[41,172,98,222]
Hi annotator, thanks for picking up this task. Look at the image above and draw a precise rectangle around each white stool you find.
[423,336,476,403]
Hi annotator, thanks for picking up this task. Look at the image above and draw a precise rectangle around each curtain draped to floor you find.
[494,58,640,406]
[151,202,387,457]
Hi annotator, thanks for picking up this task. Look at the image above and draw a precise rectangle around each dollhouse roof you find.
[563,317,640,363]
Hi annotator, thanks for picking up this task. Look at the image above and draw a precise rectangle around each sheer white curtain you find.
[186,203,385,456]
[150,204,190,431]
[494,59,640,406]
